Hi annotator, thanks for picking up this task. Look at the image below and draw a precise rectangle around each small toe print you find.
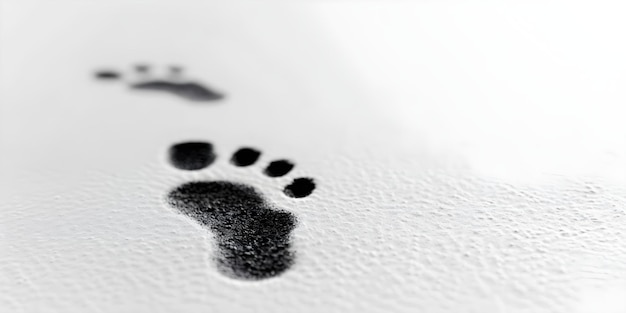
[169,141,216,170]
[135,64,150,73]
[95,70,121,79]
[284,178,316,198]
[231,148,261,167]
[169,66,183,75]
[264,160,294,177]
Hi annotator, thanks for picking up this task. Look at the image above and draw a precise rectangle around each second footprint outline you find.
[95,64,224,102]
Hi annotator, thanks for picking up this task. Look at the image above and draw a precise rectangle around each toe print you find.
[284,178,316,198]
[166,141,316,280]
[230,147,261,167]
[264,160,294,177]
[169,141,216,170]
[94,64,224,102]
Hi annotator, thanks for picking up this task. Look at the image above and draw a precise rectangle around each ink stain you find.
[166,142,316,280]
[94,64,224,102]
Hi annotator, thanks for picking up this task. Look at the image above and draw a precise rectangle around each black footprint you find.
[94,64,224,102]
[166,141,316,280]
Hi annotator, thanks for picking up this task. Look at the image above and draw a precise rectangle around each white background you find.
[1,1,626,312]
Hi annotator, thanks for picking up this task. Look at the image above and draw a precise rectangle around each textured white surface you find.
[2,1,626,312]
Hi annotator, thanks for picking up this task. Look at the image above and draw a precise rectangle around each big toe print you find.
[166,142,316,280]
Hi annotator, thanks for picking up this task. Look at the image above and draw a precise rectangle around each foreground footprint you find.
[166,142,315,280]
[94,64,224,102]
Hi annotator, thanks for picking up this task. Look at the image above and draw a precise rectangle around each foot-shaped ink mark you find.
[94,64,224,102]
[166,142,316,280]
